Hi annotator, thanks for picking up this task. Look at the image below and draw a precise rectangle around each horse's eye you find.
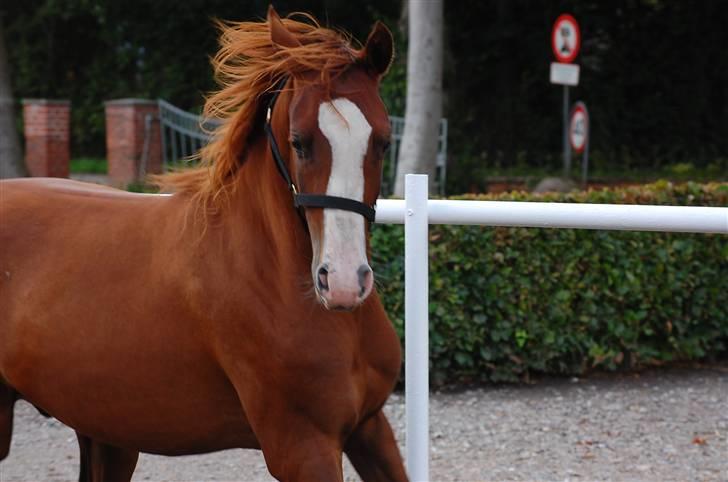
[291,138,303,152]
[291,137,308,157]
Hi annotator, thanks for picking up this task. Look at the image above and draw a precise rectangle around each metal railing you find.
[155,100,448,195]
[157,99,221,170]
[386,117,448,196]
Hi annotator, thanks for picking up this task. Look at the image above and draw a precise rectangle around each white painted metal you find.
[376,199,728,234]
[404,175,429,481]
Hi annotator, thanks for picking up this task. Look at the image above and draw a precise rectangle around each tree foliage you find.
[3,0,400,156]
[4,1,727,190]
[445,1,728,190]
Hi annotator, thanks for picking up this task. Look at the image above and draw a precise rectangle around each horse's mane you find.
[153,13,360,209]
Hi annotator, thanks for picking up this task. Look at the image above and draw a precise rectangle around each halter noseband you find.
[263,77,377,224]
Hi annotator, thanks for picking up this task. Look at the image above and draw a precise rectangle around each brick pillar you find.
[21,99,71,178]
[104,99,161,187]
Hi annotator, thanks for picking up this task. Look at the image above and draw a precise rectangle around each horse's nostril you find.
[317,265,329,291]
[357,264,373,296]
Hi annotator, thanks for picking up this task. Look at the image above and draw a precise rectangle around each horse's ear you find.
[267,5,302,48]
[361,21,394,78]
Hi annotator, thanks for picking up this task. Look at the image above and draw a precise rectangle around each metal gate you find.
[156,99,448,195]
[386,117,448,196]
[157,99,221,170]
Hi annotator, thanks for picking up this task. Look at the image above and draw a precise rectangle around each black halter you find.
[263,77,377,224]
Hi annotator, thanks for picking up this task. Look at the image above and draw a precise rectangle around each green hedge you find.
[371,182,728,384]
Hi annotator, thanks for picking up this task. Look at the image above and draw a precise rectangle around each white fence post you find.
[405,174,429,481]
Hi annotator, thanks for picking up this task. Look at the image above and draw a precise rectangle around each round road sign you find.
[552,14,580,63]
[569,102,588,153]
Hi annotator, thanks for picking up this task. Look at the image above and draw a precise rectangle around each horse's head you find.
[266,7,394,311]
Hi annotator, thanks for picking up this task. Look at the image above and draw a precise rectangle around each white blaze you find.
[318,98,372,287]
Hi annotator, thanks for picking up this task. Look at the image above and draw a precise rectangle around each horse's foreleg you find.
[0,384,15,460]
[344,410,408,482]
[76,432,139,482]
[251,418,344,482]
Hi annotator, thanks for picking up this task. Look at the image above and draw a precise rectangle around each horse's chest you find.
[320,319,402,421]
[358,340,401,411]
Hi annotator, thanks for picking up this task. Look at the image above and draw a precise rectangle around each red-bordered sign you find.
[552,14,580,63]
[569,102,589,153]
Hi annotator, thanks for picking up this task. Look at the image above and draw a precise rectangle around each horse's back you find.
[0,176,169,254]
[0,177,164,221]
[2,176,151,197]
[0,177,167,308]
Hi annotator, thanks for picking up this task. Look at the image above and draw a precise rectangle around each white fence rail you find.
[375,174,728,481]
[376,197,728,233]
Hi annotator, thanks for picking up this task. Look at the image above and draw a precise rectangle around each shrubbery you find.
[371,182,728,384]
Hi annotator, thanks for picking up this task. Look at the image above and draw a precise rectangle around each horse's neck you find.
[222,138,312,276]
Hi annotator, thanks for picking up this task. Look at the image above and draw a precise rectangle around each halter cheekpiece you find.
[263,77,377,224]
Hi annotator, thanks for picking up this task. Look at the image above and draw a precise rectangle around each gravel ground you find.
[1,365,726,481]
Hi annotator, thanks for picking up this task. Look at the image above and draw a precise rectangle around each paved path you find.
[1,365,726,481]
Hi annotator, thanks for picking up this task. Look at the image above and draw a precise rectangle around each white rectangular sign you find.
[550,62,580,86]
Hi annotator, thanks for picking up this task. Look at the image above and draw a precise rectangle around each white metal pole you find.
[581,103,590,189]
[405,174,429,481]
[563,85,571,176]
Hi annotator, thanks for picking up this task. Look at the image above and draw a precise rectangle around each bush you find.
[371,181,728,384]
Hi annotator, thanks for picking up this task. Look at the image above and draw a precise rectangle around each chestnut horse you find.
[0,8,408,481]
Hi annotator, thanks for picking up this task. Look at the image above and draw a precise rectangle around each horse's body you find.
[0,9,407,481]
[0,177,399,455]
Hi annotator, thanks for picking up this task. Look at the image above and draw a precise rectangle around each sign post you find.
[550,14,581,177]
[563,84,570,177]
[569,101,589,188]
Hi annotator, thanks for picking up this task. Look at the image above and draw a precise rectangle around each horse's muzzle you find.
[315,263,373,310]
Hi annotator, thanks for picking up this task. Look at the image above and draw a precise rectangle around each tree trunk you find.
[0,14,25,178]
[393,0,443,197]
